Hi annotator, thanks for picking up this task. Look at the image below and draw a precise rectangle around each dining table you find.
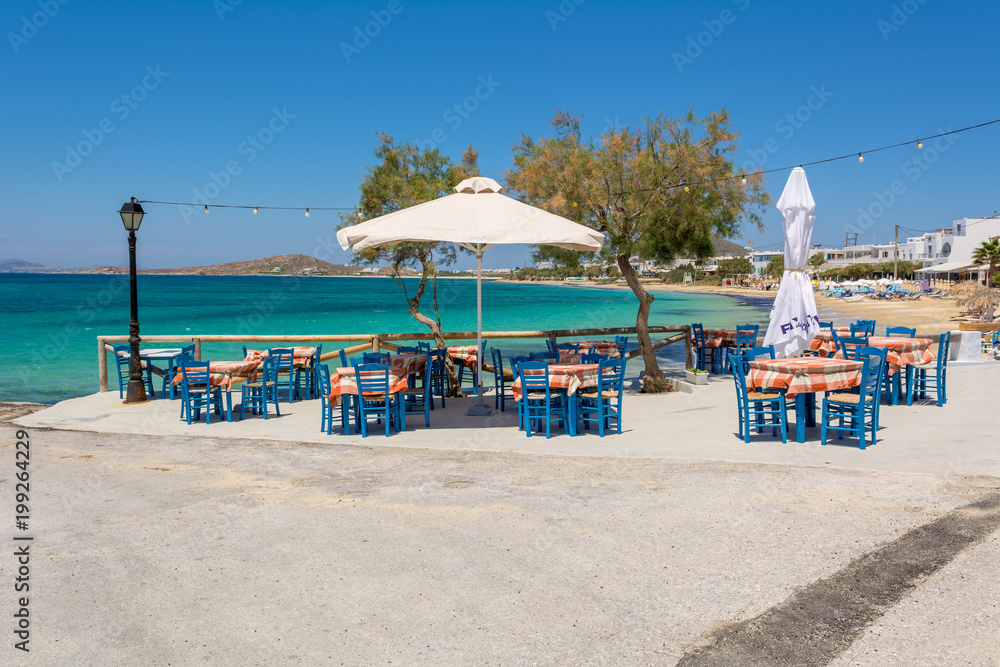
[832,336,935,404]
[170,360,261,422]
[328,366,411,434]
[746,357,865,443]
[119,348,189,399]
[807,328,852,357]
[512,362,605,436]
[446,345,481,370]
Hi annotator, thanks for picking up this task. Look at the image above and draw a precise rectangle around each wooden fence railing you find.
[97,325,693,392]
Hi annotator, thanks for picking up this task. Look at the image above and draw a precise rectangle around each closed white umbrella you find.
[337,176,604,415]
[763,167,821,358]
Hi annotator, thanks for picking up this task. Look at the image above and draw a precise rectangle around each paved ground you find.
[5,362,1000,665]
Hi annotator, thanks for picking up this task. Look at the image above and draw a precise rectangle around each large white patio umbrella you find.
[763,167,821,358]
[337,176,605,415]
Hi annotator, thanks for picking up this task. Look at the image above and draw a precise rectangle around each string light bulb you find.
[917,140,923,149]
[858,153,864,163]
[253,206,258,214]
[204,205,209,214]
[684,185,689,192]
[305,208,310,218]
[741,173,747,185]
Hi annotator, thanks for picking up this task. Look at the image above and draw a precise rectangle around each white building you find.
[916,217,1000,281]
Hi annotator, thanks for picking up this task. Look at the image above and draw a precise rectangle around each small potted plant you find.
[684,368,709,385]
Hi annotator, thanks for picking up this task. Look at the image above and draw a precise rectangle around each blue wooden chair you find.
[907,331,950,407]
[821,354,881,449]
[510,356,531,430]
[578,358,625,436]
[857,346,888,426]
[362,351,390,364]
[729,351,787,444]
[354,363,402,437]
[401,352,432,428]
[614,336,629,357]
[267,348,299,403]
[849,323,871,338]
[691,323,717,373]
[529,351,558,361]
[240,356,280,420]
[581,353,606,364]
[178,360,224,425]
[428,348,450,409]
[112,344,155,399]
[489,347,513,412]
[555,342,580,353]
[519,362,567,439]
[726,324,759,373]
[834,332,869,360]
[456,340,487,394]
[295,344,322,399]
[818,321,834,331]
[417,341,431,353]
[338,348,350,367]
[317,364,335,434]
[735,345,775,375]
[886,326,916,337]
[855,319,876,336]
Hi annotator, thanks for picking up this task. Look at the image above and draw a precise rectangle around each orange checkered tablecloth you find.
[832,337,935,375]
[511,363,606,402]
[389,353,428,374]
[170,360,260,391]
[808,329,852,357]
[747,357,864,397]
[574,341,622,358]
[447,345,479,370]
[692,329,740,348]
[244,347,316,368]
[328,367,409,408]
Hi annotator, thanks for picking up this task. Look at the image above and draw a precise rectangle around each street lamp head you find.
[119,197,145,232]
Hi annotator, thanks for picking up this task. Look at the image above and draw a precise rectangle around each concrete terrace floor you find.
[5,362,1000,665]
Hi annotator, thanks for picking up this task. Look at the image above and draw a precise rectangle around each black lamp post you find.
[119,197,148,404]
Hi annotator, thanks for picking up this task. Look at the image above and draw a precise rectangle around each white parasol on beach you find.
[337,176,604,415]
[763,167,821,358]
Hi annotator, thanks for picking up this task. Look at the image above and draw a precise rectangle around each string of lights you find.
[135,117,1000,213]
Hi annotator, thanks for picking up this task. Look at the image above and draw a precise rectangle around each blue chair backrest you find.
[312,344,323,365]
[510,355,530,374]
[856,319,876,335]
[692,323,705,346]
[839,336,869,360]
[519,361,549,393]
[268,348,295,371]
[858,354,882,402]
[490,347,504,381]
[597,358,624,392]
[113,344,131,372]
[818,321,833,330]
[179,360,210,389]
[354,363,389,395]
[363,351,390,364]
[396,345,419,354]
[338,348,349,367]
[729,351,750,403]
[261,355,279,383]
[529,352,557,361]
[555,342,579,353]
[581,353,605,364]
[182,344,195,357]
[886,326,916,338]
[317,364,331,396]
[849,323,870,337]
[736,324,759,348]
[937,331,951,369]
[417,342,431,353]
[546,339,557,354]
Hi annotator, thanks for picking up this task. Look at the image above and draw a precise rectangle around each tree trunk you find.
[617,255,670,392]
[406,266,464,396]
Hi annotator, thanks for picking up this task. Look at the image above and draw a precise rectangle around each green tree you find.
[808,251,826,273]
[506,109,769,391]
[765,255,784,279]
[717,256,753,278]
[341,133,478,393]
[972,238,1000,285]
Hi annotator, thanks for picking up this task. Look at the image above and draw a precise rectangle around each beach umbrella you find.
[958,288,1000,322]
[763,167,821,358]
[337,176,604,415]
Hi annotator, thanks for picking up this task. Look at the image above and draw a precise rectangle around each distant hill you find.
[0,258,64,273]
[3,255,360,276]
[712,235,752,257]
[156,254,359,276]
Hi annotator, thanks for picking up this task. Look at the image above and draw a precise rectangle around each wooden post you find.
[371,335,380,353]
[684,325,693,370]
[98,338,109,392]
[194,338,202,361]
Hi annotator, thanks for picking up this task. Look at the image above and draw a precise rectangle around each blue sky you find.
[3,0,998,270]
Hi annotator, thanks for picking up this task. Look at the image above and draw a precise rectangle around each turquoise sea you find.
[0,274,771,404]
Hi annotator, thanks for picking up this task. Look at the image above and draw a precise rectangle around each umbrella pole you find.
[468,247,492,416]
